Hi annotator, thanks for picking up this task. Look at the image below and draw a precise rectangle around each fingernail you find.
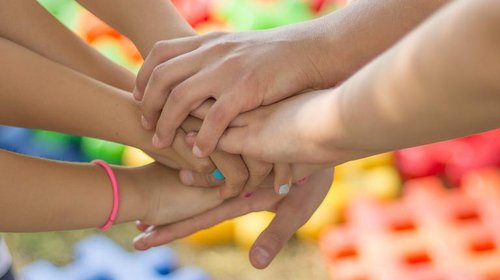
[145,225,155,234]
[193,145,203,158]
[141,116,152,130]
[152,134,162,148]
[278,184,290,196]
[180,170,195,185]
[244,192,253,198]
[186,131,197,137]
[133,232,146,244]
[297,177,308,186]
[252,247,270,267]
[133,86,140,100]
[211,169,225,180]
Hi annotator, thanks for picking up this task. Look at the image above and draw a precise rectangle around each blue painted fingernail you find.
[211,169,225,180]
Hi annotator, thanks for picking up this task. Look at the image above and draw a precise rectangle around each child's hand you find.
[134,28,334,157]
[180,116,273,197]
[130,163,224,226]
[197,89,375,165]
[133,168,334,269]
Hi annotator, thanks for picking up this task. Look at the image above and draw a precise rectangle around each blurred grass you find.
[4,224,328,280]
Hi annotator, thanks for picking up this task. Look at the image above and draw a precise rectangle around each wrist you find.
[305,89,351,164]
[287,16,349,90]
[113,167,149,223]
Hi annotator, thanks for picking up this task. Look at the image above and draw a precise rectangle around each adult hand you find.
[180,116,273,198]
[192,90,375,165]
[134,27,334,157]
[133,168,333,269]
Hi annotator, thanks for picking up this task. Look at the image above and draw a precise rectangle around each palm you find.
[133,168,333,269]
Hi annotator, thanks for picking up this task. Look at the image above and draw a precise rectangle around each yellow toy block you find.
[234,212,275,250]
[297,181,340,240]
[185,219,235,246]
[122,146,154,167]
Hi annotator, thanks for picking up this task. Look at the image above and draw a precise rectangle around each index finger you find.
[135,37,202,100]
[133,187,280,250]
[249,168,333,268]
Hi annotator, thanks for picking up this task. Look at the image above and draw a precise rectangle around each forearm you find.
[294,0,450,86]
[0,0,134,91]
[0,149,146,232]
[331,0,500,153]
[0,38,157,154]
[77,0,195,56]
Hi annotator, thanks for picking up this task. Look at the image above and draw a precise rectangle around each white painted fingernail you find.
[145,225,155,234]
[152,134,161,148]
[133,232,146,244]
[133,86,141,100]
[141,116,152,129]
[193,145,203,158]
[278,184,290,196]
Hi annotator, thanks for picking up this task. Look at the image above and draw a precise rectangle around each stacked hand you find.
[131,27,342,270]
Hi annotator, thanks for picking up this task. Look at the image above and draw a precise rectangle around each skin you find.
[76,0,293,195]
[0,149,222,232]
[134,0,450,159]
[0,24,328,235]
[131,0,450,194]
[132,0,500,270]
[0,0,219,174]
[211,0,500,164]
[134,168,334,269]
[0,0,276,198]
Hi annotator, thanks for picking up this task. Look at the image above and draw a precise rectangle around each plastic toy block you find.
[21,235,211,280]
[234,212,274,250]
[0,126,85,162]
[185,219,235,246]
[396,129,500,185]
[122,146,154,167]
[320,168,500,280]
[0,126,32,153]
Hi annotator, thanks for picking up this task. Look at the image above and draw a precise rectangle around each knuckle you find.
[221,54,243,68]
[154,61,170,76]
[231,169,249,186]
[207,31,226,38]
[202,174,215,187]
[207,105,228,124]
[194,160,214,174]
[169,87,186,104]
[237,71,259,93]
[263,230,285,249]
[212,40,237,52]
[151,41,168,58]
[149,65,162,86]
[253,163,272,177]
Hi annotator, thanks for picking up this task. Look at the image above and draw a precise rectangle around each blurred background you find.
[2,0,500,279]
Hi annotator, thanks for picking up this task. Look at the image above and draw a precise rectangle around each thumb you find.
[217,126,249,155]
[249,210,301,269]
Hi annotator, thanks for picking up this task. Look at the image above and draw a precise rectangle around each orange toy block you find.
[320,168,500,280]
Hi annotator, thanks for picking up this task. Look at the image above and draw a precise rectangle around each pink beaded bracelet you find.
[92,160,120,231]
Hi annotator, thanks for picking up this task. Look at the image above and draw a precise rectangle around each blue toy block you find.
[0,126,85,162]
[21,260,66,280]
[21,235,210,280]
[23,141,85,162]
[0,126,32,153]
[133,247,178,276]
[165,267,211,280]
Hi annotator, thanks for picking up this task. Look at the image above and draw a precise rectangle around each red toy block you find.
[396,129,500,185]
[320,168,500,280]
